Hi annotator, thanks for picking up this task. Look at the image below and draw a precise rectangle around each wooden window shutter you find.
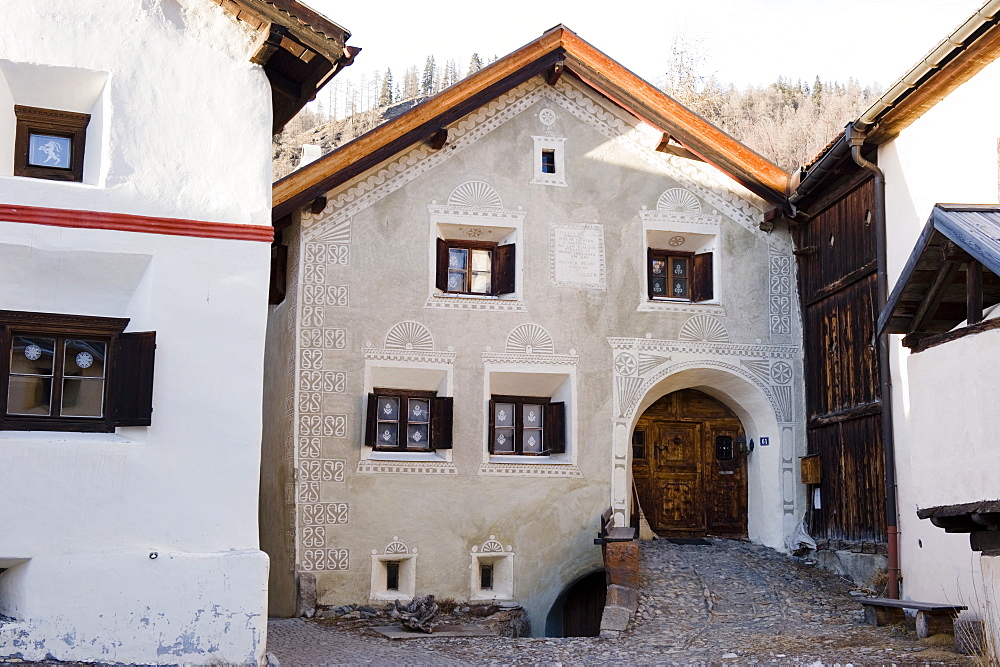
[430,396,453,449]
[364,393,377,447]
[545,402,566,454]
[493,244,516,295]
[436,238,450,291]
[111,332,156,426]
[646,247,656,299]
[691,252,714,302]
[487,397,496,454]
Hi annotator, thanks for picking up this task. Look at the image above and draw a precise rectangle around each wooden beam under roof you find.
[272,25,790,221]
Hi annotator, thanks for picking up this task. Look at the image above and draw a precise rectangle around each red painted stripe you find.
[0,204,274,242]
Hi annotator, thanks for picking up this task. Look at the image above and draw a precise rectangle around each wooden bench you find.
[594,507,637,544]
[859,597,966,638]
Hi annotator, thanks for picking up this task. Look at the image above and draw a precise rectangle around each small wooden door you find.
[632,389,747,537]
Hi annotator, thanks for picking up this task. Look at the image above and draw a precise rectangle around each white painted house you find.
[264,27,808,636]
[0,1,353,663]
[791,0,1000,650]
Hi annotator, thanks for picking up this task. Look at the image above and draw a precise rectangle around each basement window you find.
[480,563,494,590]
[370,540,417,602]
[470,536,514,600]
[385,561,400,591]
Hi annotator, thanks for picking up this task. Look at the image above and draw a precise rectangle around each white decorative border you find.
[637,301,727,315]
[362,347,457,364]
[357,460,459,475]
[478,462,584,478]
[548,222,607,290]
[424,295,527,312]
[482,351,579,366]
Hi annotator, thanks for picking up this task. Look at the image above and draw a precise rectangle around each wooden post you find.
[967,261,983,325]
[916,610,957,638]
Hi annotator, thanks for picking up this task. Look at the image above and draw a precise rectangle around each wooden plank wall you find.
[795,178,887,544]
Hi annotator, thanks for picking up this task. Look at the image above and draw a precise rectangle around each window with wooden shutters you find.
[365,389,453,451]
[647,248,713,302]
[435,239,515,296]
[0,310,155,432]
[489,395,565,455]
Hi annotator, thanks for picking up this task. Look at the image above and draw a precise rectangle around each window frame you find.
[13,105,90,182]
[488,394,565,456]
[0,310,154,433]
[647,247,713,303]
[436,238,516,297]
[365,388,453,452]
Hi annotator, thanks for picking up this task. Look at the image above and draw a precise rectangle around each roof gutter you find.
[854,0,1000,133]
[791,0,1000,206]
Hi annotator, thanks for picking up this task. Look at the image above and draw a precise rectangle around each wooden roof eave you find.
[272,30,569,220]
[272,25,790,221]
[239,0,351,61]
[557,33,789,209]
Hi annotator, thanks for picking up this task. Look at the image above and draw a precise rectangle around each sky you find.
[307,0,986,98]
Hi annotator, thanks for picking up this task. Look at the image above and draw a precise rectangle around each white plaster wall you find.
[0,0,274,662]
[879,56,1000,631]
[0,0,272,225]
[0,222,271,663]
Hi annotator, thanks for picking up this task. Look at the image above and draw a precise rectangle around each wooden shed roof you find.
[272,25,790,222]
[879,204,1000,336]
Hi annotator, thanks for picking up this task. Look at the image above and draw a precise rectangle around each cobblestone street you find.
[267,538,972,665]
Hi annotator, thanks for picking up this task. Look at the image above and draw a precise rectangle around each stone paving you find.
[267,538,973,665]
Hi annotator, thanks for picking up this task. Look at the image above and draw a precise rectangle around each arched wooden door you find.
[631,389,747,538]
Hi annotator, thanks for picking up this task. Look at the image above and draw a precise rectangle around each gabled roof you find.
[212,0,357,132]
[879,204,1000,336]
[272,25,789,222]
[792,0,1000,204]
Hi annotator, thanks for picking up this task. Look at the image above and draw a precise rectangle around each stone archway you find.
[609,353,794,551]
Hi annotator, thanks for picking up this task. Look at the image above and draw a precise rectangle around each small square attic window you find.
[14,105,90,182]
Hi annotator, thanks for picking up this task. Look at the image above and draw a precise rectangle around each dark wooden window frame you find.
[14,105,91,182]
[436,238,516,297]
[488,394,566,456]
[365,388,453,452]
[0,310,156,432]
[647,247,713,302]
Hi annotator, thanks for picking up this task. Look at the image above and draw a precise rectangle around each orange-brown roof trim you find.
[273,25,789,221]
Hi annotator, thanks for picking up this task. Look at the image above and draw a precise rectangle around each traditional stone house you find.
[264,26,810,634]
[0,1,353,663]
[790,0,1000,648]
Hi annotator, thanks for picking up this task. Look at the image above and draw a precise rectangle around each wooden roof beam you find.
[909,247,962,333]
[429,128,449,150]
[655,133,703,162]
[560,54,788,207]
[250,23,287,66]
[546,59,565,85]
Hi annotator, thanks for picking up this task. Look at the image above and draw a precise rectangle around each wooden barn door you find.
[632,389,747,538]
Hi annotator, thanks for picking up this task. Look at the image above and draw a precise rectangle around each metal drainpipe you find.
[845,124,900,599]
